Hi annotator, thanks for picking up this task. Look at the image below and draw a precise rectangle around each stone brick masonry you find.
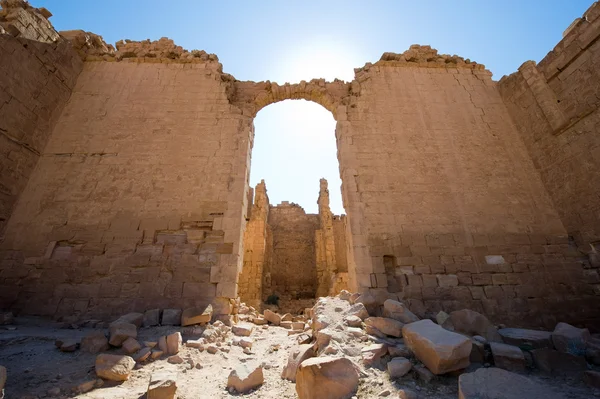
[0,1,598,329]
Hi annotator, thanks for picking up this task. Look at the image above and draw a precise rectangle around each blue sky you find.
[34,0,592,214]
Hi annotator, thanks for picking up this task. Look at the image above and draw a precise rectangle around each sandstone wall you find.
[0,1,82,236]
[498,2,600,252]
[0,56,250,321]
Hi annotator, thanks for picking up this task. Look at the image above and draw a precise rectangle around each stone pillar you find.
[315,179,338,296]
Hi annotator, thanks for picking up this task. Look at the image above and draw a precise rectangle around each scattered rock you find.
[388,357,412,378]
[81,331,109,353]
[584,370,600,389]
[75,379,96,394]
[442,309,501,342]
[280,321,293,329]
[59,340,78,352]
[109,322,137,347]
[167,355,183,364]
[388,344,412,358]
[361,343,388,367]
[122,337,142,354]
[458,367,563,399]
[339,290,351,301]
[148,371,177,399]
[346,303,369,320]
[281,344,315,382]
[403,319,471,374]
[413,364,434,382]
[158,336,168,353]
[111,312,143,329]
[161,309,182,326]
[398,388,418,399]
[551,322,589,355]
[143,309,160,327]
[95,354,135,381]
[365,317,403,337]
[345,315,362,327]
[186,339,205,349]
[264,309,281,325]
[252,317,268,325]
[490,342,525,372]
[238,338,253,349]
[470,338,486,363]
[181,305,213,326]
[227,363,264,394]
[207,345,218,354]
[383,299,419,324]
[232,323,254,337]
[281,313,293,322]
[166,332,182,355]
[133,347,151,362]
[498,328,552,349]
[151,350,163,360]
[531,348,587,376]
[296,357,359,399]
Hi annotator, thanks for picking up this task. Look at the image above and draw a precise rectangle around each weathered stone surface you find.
[81,331,109,354]
[111,313,143,328]
[388,357,411,378]
[227,363,264,393]
[531,348,587,376]
[345,315,362,327]
[166,332,182,355]
[148,371,177,399]
[158,336,168,353]
[361,343,388,367]
[296,357,359,399]
[443,309,501,342]
[498,328,552,349]
[161,309,182,326]
[232,323,253,337]
[490,342,525,372]
[435,311,449,326]
[109,323,137,347]
[551,322,589,355]
[364,317,403,337]
[458,367,563,399]
[383,300,419,324]
[95,354,135,381]
[281,344,315,382]
[264,309,281,325]
[181,305,213,326]
[346,303,369,320]
[134,347,151,362]
[122,337,142,354]
[403,319,471,374]
[143,309,160,327]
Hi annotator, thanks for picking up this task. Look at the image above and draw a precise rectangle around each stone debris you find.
[364,317,403,337]
[346,303,369,320]
[143,309,160,327]
[281,344,315,382]
[383,299,419,324]
[388,344,412,358]
[181,305,213,326]
[403,319,471,374]
[167,355,183,364]
[458,367,563,399]
[361,343,388,367]
[57,339,78,352]
[166,332,182,355]
[161,309,182,326]
[108,322,137,347]
[296,357,359,399]
[133,347,151,362]
[147,371,177,399]
[551,322,589,355]
[122,337,142,354]
[442,309,502,342]
[263,309,281,325]
[185,339,205,349]
[95,354,135,381]
[345,315,362,327]
[232,323,253,336]
[388,357,412,378]
[227,363,264,394]
[111,312,143,329]
[158,336,168,353]
[498,328,553,349]
[80,331,109,353]
[150,350,163,360]
[490,342,525,372]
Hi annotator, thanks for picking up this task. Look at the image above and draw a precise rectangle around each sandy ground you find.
[1,302,599,399]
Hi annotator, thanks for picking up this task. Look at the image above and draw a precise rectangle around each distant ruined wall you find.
[0,1,598,328]
[498,2,600,253]
[0,0,82,235]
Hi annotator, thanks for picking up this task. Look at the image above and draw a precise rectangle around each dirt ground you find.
[1,306,599,399]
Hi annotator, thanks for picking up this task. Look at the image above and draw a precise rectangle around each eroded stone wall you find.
[0,0,82,235]
[498,2,600,253]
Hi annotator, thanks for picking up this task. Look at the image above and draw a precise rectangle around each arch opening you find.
[237,99,351,313]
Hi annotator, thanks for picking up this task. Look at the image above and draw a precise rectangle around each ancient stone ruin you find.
[1,0,600,398]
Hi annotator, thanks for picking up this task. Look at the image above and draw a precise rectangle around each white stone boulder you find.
[95,354,135,381]
[110,312,143,328]
[388,357,412,378]
[232,323,254,337]
[227,363,264,393]
[403,319,471,374]
[458,367,563,399]
[147,371,177,399]
[296,357,359,399]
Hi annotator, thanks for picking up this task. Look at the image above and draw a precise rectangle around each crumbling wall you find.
[498,2,600,253]
[0,0,82,235]
[338,46,596,328]
[0,38,250,321]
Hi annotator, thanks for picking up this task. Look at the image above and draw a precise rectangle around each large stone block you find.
[95,354,135,381]
[296,357,359,399]
[403,319,471,374]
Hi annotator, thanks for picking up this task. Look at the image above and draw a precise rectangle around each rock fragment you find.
[281,344,315,382]
[498,328,552,349]
[388,357,412,378]
[264,309,281,325]
[109,322,137,346]
[383,299,419,323]
[81,331,109,353]
[148,371,177,399]
[166,332,182,355]
[296,357,359,399]
[143,309,160,327]
[181,305,212,326]
[95,354,135,381]
[490,342,525,372]
[442,309,501,342]
[122,337,142,354]
[551,322,589,355]
[227,363,264,394]
[161,309,182,326]
[365,317,403,337]
[232,323,253,337]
